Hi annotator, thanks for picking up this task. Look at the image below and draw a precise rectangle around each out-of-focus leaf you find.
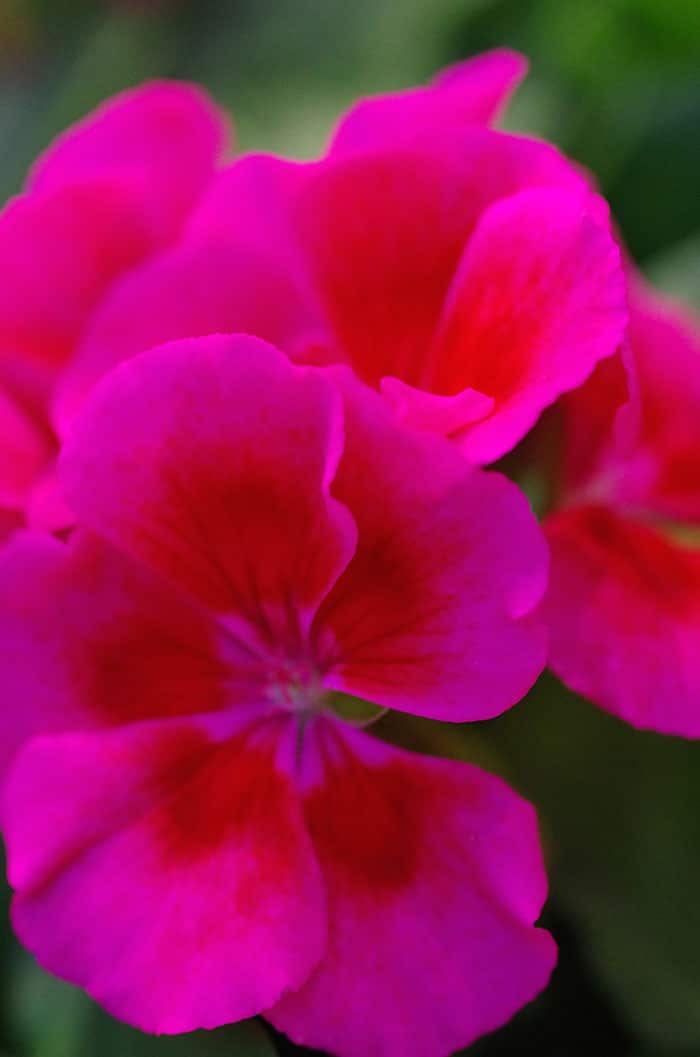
[483,674,700,1050]
[326,691,387,725]
[647,233,700,311]
[606,94,700,261]
[376,709,509,777]
[9,954,88,1057]
[82,1009,277,1057]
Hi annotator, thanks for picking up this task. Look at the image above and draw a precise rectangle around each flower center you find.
[267,661,327,716]
[265,662,387,727]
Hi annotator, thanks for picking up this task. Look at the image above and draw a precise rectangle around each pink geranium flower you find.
[0,335,555,1057]
[50,51,627,467]
[0,80,230,540]
[0,48,624,547]
[542,276,700,735]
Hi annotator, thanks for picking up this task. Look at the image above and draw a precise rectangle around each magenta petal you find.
[5,715,325,1032]
[429,188,628,462]
[0,507,22,547]
[292,129,592,392]
[380,376,494,435]
[557,348,638,500]
[60,335,357,639]
[619,281,700,521]
[544,505,700,736]
[25,466,73,534]
[328,48,528,154]
[315,370,547,721]
[28,81,231,238]
[186,153,314,278]
[52,239,332,434]
[0,529,253,785]
[0,181,156,367]
[0,82,229,372]
[0,533,81,782]
[268,718,555,1057]
[0,386,53,509]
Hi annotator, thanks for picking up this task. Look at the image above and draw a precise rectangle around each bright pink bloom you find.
[0,80,230,540]
[0,335,554,1056]
[52,55,627,467]
[543,278,700,735]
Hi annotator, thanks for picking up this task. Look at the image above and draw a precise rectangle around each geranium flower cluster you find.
[0,48,697,1057]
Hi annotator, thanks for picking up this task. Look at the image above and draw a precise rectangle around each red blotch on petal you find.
[303,731,420,894]
[554,505,700,619]
[154,724,298,877]
[544,504,700,735]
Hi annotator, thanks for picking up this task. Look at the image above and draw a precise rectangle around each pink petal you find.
[25,464,73,534]
[53,239,334,435]
[60,335,357,643]
[185,155,336,362]
[0,507,22,546]
[187,153,310,260]
[380,376,494,435]
[328,48,528,154]
[314,370,547,721]
[544,505,700,736]
[0,83,229,371]
[0,530,249,782]
[0,181,156,367]
[292,129,592,391]
[268,718,555,1057]
[427,188,628,463]
[556,348,638,500]
[5,714,325,1032]
[620,280,700,522]
[28,81,231,238]
[0,385,54,509]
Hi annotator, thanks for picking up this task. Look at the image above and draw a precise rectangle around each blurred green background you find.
[0,1,698,1055]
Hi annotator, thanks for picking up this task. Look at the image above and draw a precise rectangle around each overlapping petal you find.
[60,337,547,723]
[28,80,231,240]
[0,181,155,368]
[290,129,592,394]
[53,239,334,434]
[328,48,527,154]
[179,126,624,461]
[543,276,700,735]
[0,332,555,1054]
[0,387,53,510]
[0,82,229,370]
[544,506,700,736]
[269,718,555,1057]
[0,81,230,540]
[424,188,627,462]
[0,530,251,782]
[60,335,357,643]
[620,282,700,522]
[316,369,548,720]
[3,707,554,1052]
[5,713,325,1032]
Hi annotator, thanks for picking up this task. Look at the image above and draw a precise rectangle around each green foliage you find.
[486,676,700,1050]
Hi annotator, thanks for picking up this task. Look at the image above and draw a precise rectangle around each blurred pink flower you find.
[0,80,231,540]
[543,276,700,735]
[0,335,554,1057]
[49,50,627,469]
